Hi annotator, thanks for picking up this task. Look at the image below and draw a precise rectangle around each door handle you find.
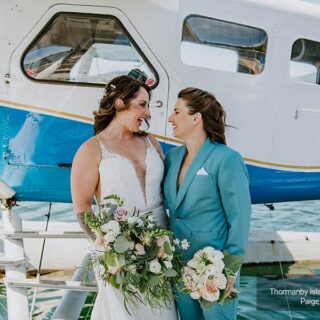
[152,100,163,108]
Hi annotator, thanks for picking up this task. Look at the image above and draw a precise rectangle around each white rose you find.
[164,260,173,269]
[197,262,206,274]
[193,274,206,286]
[203,247,216,257]
[190,290,201,300]
[134,243,145,255]
[104,231,116,244]
[187,258,199,269]
[214,274,227,289]
[101,220,120,235]
[214,260,225,274]
[183,266,197,278]
[211,251,224,263]
[205,264,216,276]
[214,250,224,261]
[149,259,162,274]
[194,251,203,260]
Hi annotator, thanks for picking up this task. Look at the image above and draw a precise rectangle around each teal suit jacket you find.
[164,138,251,262]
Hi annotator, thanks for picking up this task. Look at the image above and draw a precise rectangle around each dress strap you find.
[146,136,161,157]
[145,135,154,149]
[92,137,111,159]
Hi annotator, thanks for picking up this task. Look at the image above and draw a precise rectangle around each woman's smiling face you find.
[119,87,150,132]
[168,98,195,139]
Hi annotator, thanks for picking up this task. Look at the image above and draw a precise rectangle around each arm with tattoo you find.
[76,212,96,242]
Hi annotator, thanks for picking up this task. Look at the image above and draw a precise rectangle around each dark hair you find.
[93,75,151,134]
[178,87,227,144]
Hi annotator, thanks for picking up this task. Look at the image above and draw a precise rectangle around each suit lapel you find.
[176,138,217,209]
[169,146,187,206]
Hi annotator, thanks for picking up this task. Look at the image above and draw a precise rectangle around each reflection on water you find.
[0,201,319,318]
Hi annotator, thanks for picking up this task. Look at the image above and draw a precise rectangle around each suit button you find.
[176,216,181,221]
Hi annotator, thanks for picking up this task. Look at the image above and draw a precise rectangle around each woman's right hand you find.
[94,234,105,247]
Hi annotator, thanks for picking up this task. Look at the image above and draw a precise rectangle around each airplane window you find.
[290,38,320,85]
[181,15,267,75]
[22,13,157,86]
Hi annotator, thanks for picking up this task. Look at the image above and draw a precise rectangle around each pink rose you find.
[156,235,170,247]
[114,208,129,221]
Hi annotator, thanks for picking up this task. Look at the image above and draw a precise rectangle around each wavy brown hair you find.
[93,75,151,134]
[178,87,227,144]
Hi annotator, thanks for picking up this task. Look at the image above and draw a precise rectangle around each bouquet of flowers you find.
[85,194,187,311]
[181,246,244,309]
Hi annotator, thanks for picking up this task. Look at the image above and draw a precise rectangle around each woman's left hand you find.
[225,277,236,298]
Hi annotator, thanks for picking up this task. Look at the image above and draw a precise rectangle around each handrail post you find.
[1,196,29,320]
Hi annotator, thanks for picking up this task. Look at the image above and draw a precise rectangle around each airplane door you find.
[5,4,168,201]
[8,4,169,167]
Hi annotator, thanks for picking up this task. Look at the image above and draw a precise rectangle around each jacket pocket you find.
[193,174,214,181]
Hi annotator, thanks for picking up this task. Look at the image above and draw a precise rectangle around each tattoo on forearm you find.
[76,212,96,242]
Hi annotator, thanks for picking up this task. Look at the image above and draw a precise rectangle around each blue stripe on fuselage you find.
[1,106,320,203]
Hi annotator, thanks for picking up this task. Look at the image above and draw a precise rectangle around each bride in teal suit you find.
[163,87,252,320]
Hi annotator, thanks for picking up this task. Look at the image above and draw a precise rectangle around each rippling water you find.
[2,200,319,232]
[1,200,320,319]
[251,200,320,233]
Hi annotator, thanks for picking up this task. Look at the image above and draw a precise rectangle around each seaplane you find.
[1,0,320,319]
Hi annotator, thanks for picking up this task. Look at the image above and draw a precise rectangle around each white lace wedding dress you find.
[91,137,178,320]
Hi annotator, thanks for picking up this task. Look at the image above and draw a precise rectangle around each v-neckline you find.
[98,139,150,206]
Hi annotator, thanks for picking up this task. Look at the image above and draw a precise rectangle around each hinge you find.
[5,73,10,84]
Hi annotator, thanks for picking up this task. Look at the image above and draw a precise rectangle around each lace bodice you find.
[97,136,164,213]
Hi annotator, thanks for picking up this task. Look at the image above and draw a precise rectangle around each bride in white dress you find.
[71,75,178,320]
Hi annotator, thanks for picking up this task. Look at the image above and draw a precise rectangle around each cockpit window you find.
[290,38,320,85]
[22,13,157,87]
[181,15,267,75]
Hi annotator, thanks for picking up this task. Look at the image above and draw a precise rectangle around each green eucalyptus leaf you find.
[104,252,116,267]
[110,275,120,288]
[114,236,130,253]
[164,241,172,255]
[223,251,244,274]
[147,275,161,287]
[146,244,158,259]
[117,254,126,267]
[163,268,178,277]
[116,272,123,285]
